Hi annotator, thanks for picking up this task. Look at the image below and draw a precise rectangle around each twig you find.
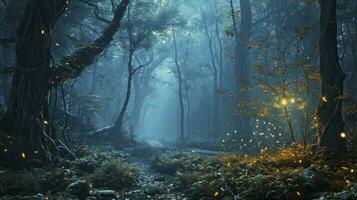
[78,0,111,24]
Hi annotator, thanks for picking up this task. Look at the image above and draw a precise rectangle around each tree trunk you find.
[132,75,143,129]
[316,0,347,156]
[0,0,67,166]
[115,50,134,133]
[228,0,240,130]
[173,30,185,142]
[184,78,191,140]
[204,22,219,136]
[237,0,252,134]
[0,0,130,166]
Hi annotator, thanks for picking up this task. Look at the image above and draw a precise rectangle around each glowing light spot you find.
[213,191,219,197]
[34,150,38,154]
[4,149,8,152]
[290,98,295,104]
[296,191,301,196]
[55,43,60,47]
[298,160,302,164]
[322,96,328,102]
[351,169,355,173]
[41,30,45,35]
[43,120,49,125]
[340,132,346,138]
[280,98,288,106]
[21,152,26,159]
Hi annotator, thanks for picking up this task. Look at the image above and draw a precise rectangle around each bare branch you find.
[78,0,111,24]
[131,52,154,76]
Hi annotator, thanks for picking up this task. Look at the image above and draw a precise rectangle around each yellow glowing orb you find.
[340,132,346,138]
[21,152,26,159]
[281,98,288,106]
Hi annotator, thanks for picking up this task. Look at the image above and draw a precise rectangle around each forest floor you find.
[0,141,357,200]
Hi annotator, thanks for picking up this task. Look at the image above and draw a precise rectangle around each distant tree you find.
[104,0,179,139]
[131,50,169,131]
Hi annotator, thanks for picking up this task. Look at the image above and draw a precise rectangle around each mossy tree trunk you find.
[316,0,347,156]
[0,0,68,166]
[0,0,130,167]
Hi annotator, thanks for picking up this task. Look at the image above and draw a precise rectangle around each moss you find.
[0,167,75,195]
[151,152,208,175]
[90,159,137,190]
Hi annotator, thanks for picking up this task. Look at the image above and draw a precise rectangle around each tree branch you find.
[50,0,130,86]
[78,0,112,24]
[131,52,154,76]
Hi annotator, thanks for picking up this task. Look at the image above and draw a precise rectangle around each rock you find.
[66,180,92,198]
[91,190,119,199]
[300,167,332,190]
[316,183,357,200]
[74,158,99,173]
[144,182,166,195]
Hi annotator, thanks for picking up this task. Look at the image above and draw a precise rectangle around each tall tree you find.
[316,0,347,156]
[173,30,185,142]
[202,12,220,136]
[114,0,178,136]
[0,0,130,167]
[236,0,252,133]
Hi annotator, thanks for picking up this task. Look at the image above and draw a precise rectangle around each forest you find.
[0,0,356,199]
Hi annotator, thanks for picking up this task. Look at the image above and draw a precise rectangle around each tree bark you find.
[173,30,185,142]
[316,0,347,156]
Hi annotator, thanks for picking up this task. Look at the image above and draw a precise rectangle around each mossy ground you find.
[151,144,357,200]
[0,142,356,200]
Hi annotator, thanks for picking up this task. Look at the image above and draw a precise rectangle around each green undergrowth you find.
[90,159,137,190]
[0,145,138,198]
[151,145,357,200]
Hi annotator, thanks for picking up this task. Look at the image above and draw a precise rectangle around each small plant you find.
[90,159,137,190]
[151,152,206,175]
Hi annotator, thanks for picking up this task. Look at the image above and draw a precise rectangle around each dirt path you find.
[120,153,187,200]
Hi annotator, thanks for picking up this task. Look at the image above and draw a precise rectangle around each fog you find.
[1,0,356,153]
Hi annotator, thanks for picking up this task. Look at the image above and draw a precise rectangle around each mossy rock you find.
[90,159,137,190]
